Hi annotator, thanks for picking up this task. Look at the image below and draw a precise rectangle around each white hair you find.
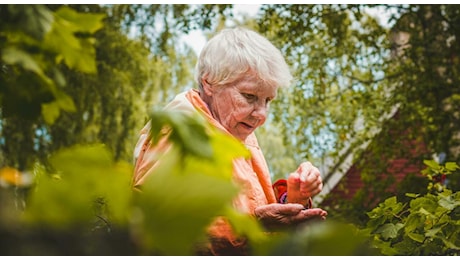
[195,27,293,89]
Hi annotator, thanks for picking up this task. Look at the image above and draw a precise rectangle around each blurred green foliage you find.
[1,5,104,124]
[23,144,133,228]
[365,161,460,255]
[0,110,374,255]
[2,3,460,256]
[256,5,460,219]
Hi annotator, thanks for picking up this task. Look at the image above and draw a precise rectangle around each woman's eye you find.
[242,93,256,101]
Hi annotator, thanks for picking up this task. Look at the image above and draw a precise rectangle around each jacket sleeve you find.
[132,123,172,189]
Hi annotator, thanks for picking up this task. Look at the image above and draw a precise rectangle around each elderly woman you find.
[132,27,327,255]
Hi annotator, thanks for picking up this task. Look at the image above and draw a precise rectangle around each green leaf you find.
[440,237,460,250]
[23,144,133,228]
[2,47,45,77]
[438,195,460,211]
[7,5,54,40]
[41,101,61,125]
[208,128,251,172]
[405,193,420,198]
[405,214,422,233]
[276,221,372,256]
[418,207,434,217]
[376,223,404,240]
[135,147,240,255]
[384,196,398,207]
[410,196,437,212]
[425,226,442,238]
[132,117,251,255]
[40,85,75,125]
[55,6,105,34]
[373,239,399,256]
[55,90,76,112]
[407,232,425,243]
[43,6,104,73]
[149,110,214,159]
[445,162,459,172]
[423,160,440,170]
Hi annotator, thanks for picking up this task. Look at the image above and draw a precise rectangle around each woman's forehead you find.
[233,79,278,95]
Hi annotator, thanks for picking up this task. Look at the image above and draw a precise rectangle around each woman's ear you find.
[201,78,213,96]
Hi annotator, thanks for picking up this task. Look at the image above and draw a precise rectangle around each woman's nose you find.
[251,103,268,120]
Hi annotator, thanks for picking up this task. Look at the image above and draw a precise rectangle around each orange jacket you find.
[132,89,277,255]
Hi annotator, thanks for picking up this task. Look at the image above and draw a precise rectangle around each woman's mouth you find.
[239,122,255,131]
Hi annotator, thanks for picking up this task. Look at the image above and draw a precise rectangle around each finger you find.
[255,203,304,218]
[277,203,305,215]
[302,178,323,193]
[288,171,301,183]
[300,173,318,191]
[301,187,322,198]
[303,209,328,222]
[317,209,328,220]
[299,166,322,195]
[289,208,327,223]
[299,164,321,188]
[287,172,301,190]
[297,162,314,182]
[287,173,311,204]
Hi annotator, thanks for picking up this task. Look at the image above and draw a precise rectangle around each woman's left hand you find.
[287,162,323,205]
[254,203,327,230]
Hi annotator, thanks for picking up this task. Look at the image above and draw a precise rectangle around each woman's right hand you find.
[287,162,323,206]
[254,203,327,230]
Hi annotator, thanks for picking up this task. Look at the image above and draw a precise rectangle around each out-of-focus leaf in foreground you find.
[270,220,375,256]
[149,110,213,159]
[132,112,252,255]
[23,144,133,228]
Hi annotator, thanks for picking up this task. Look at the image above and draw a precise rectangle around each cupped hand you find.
[287,162,323,205]
[254,203,327,230]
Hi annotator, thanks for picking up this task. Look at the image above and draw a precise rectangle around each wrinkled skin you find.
[255,162,326,230]
[200,74,276,141]
[254,203,327,230]
[287,161,323,205]
[201,74,327,230]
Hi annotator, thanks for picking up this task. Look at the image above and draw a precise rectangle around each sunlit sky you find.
[181,4,395,55]
[180,4,261,55]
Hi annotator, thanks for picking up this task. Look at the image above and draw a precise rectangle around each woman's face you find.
[204,76,278,141]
